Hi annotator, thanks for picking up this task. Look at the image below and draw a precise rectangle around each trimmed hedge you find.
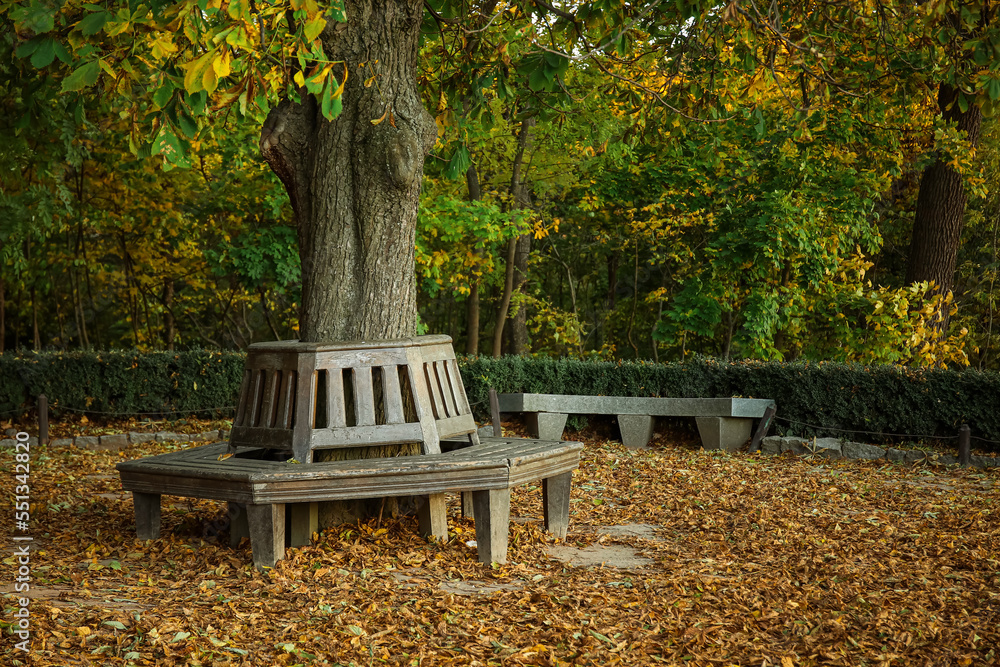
[459,356,1000,448]
[0,350,245,418]
[2,351,997,450]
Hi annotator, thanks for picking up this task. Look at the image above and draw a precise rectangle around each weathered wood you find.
[472,488,510,565]
[424,362,447,419]
[235,369,252,427]
[417,494,448,540]
[382,365,405,424]
[261,369,278,428]
[133,492,161,540]
[542,471,573,539]
[749,404,777,453]
[118,436,583,567]
[489,388,501,437]
[436,361,458,417]
[352,366,376,426]
[247,503,285,569]
[288,502,318,547]
[277,371,296,429]
[327,369,348,427]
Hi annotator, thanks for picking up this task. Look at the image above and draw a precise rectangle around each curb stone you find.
[761,436,997,469]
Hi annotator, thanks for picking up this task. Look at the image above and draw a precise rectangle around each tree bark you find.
[162,278,175,350]
[906,83,983,306]
[260,0,436,343]
[491,117,535,357]
[510,233,532,354]
[465,164,482,355]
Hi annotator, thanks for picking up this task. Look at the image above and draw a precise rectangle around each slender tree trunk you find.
[491,117,534,356]
[492,238,518,358]
[260,0,436,343]
[906,83,983,320]
[510,233,532,354]
[465,164,482,355]
[162,278,176,350]
[0,273,5,354]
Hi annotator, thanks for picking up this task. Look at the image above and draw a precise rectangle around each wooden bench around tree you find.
[497,393,776,451]
[116,437,582,569]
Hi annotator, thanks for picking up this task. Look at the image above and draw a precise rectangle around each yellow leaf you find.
[370,108,388,125]
[213,50,231,79]
[294,70,305,88]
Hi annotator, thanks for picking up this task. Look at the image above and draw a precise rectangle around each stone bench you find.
[497,393,775,450]
[116,437,582,569]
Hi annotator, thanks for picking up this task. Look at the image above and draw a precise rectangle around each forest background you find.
[2,0,999,370]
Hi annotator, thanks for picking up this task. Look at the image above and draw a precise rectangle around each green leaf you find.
[16,2,55,33]
[170,631,191,643]
[103,621,126,630]
[61,61,101,92]
[176,108,198,139]
[153,83,174,109]
[986,78,1000,102]
[108,560,122,570]
[31,38,56,68]
[53,40,71,64]
[15,37,42,59]
[328,0,347,22]
[79,11,109,36]
[528,67,550,92]
[445,145,471,180]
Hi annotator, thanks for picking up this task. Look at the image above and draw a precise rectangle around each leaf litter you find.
[1,425,998,666]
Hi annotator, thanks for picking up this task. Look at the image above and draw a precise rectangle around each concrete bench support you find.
[502,393,774,451]
[525,412,569,442]
[696,417,753,452]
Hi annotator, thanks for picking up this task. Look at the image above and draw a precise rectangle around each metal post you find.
[37,394,48,446]
[958,424,971,467]
[488,388,502,437]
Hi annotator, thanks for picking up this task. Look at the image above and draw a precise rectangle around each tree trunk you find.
[510,233,532,354]
[260,0,436,344]
[259,0,435,526]
[465,164,482,355]
[906,83,983,311]
[162,278,176,350]
[491,117,535,357]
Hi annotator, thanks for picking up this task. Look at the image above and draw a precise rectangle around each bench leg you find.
[471,489,510,565]
[461,492,475,520]
[247,504,285,570]
[288,502,318,547]
[417,494,448,540]
[617,414,654,449]
[228,502,249,548]
[696,417,753,452]
[542,471,573,539]
[133,492,161,540]
[525,412,568,441]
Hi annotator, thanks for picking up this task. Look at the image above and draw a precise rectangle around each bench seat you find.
[116,437,582,569]
[497,393,775,450]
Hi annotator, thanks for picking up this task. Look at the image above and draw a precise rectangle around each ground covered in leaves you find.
[2,423,999,666]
